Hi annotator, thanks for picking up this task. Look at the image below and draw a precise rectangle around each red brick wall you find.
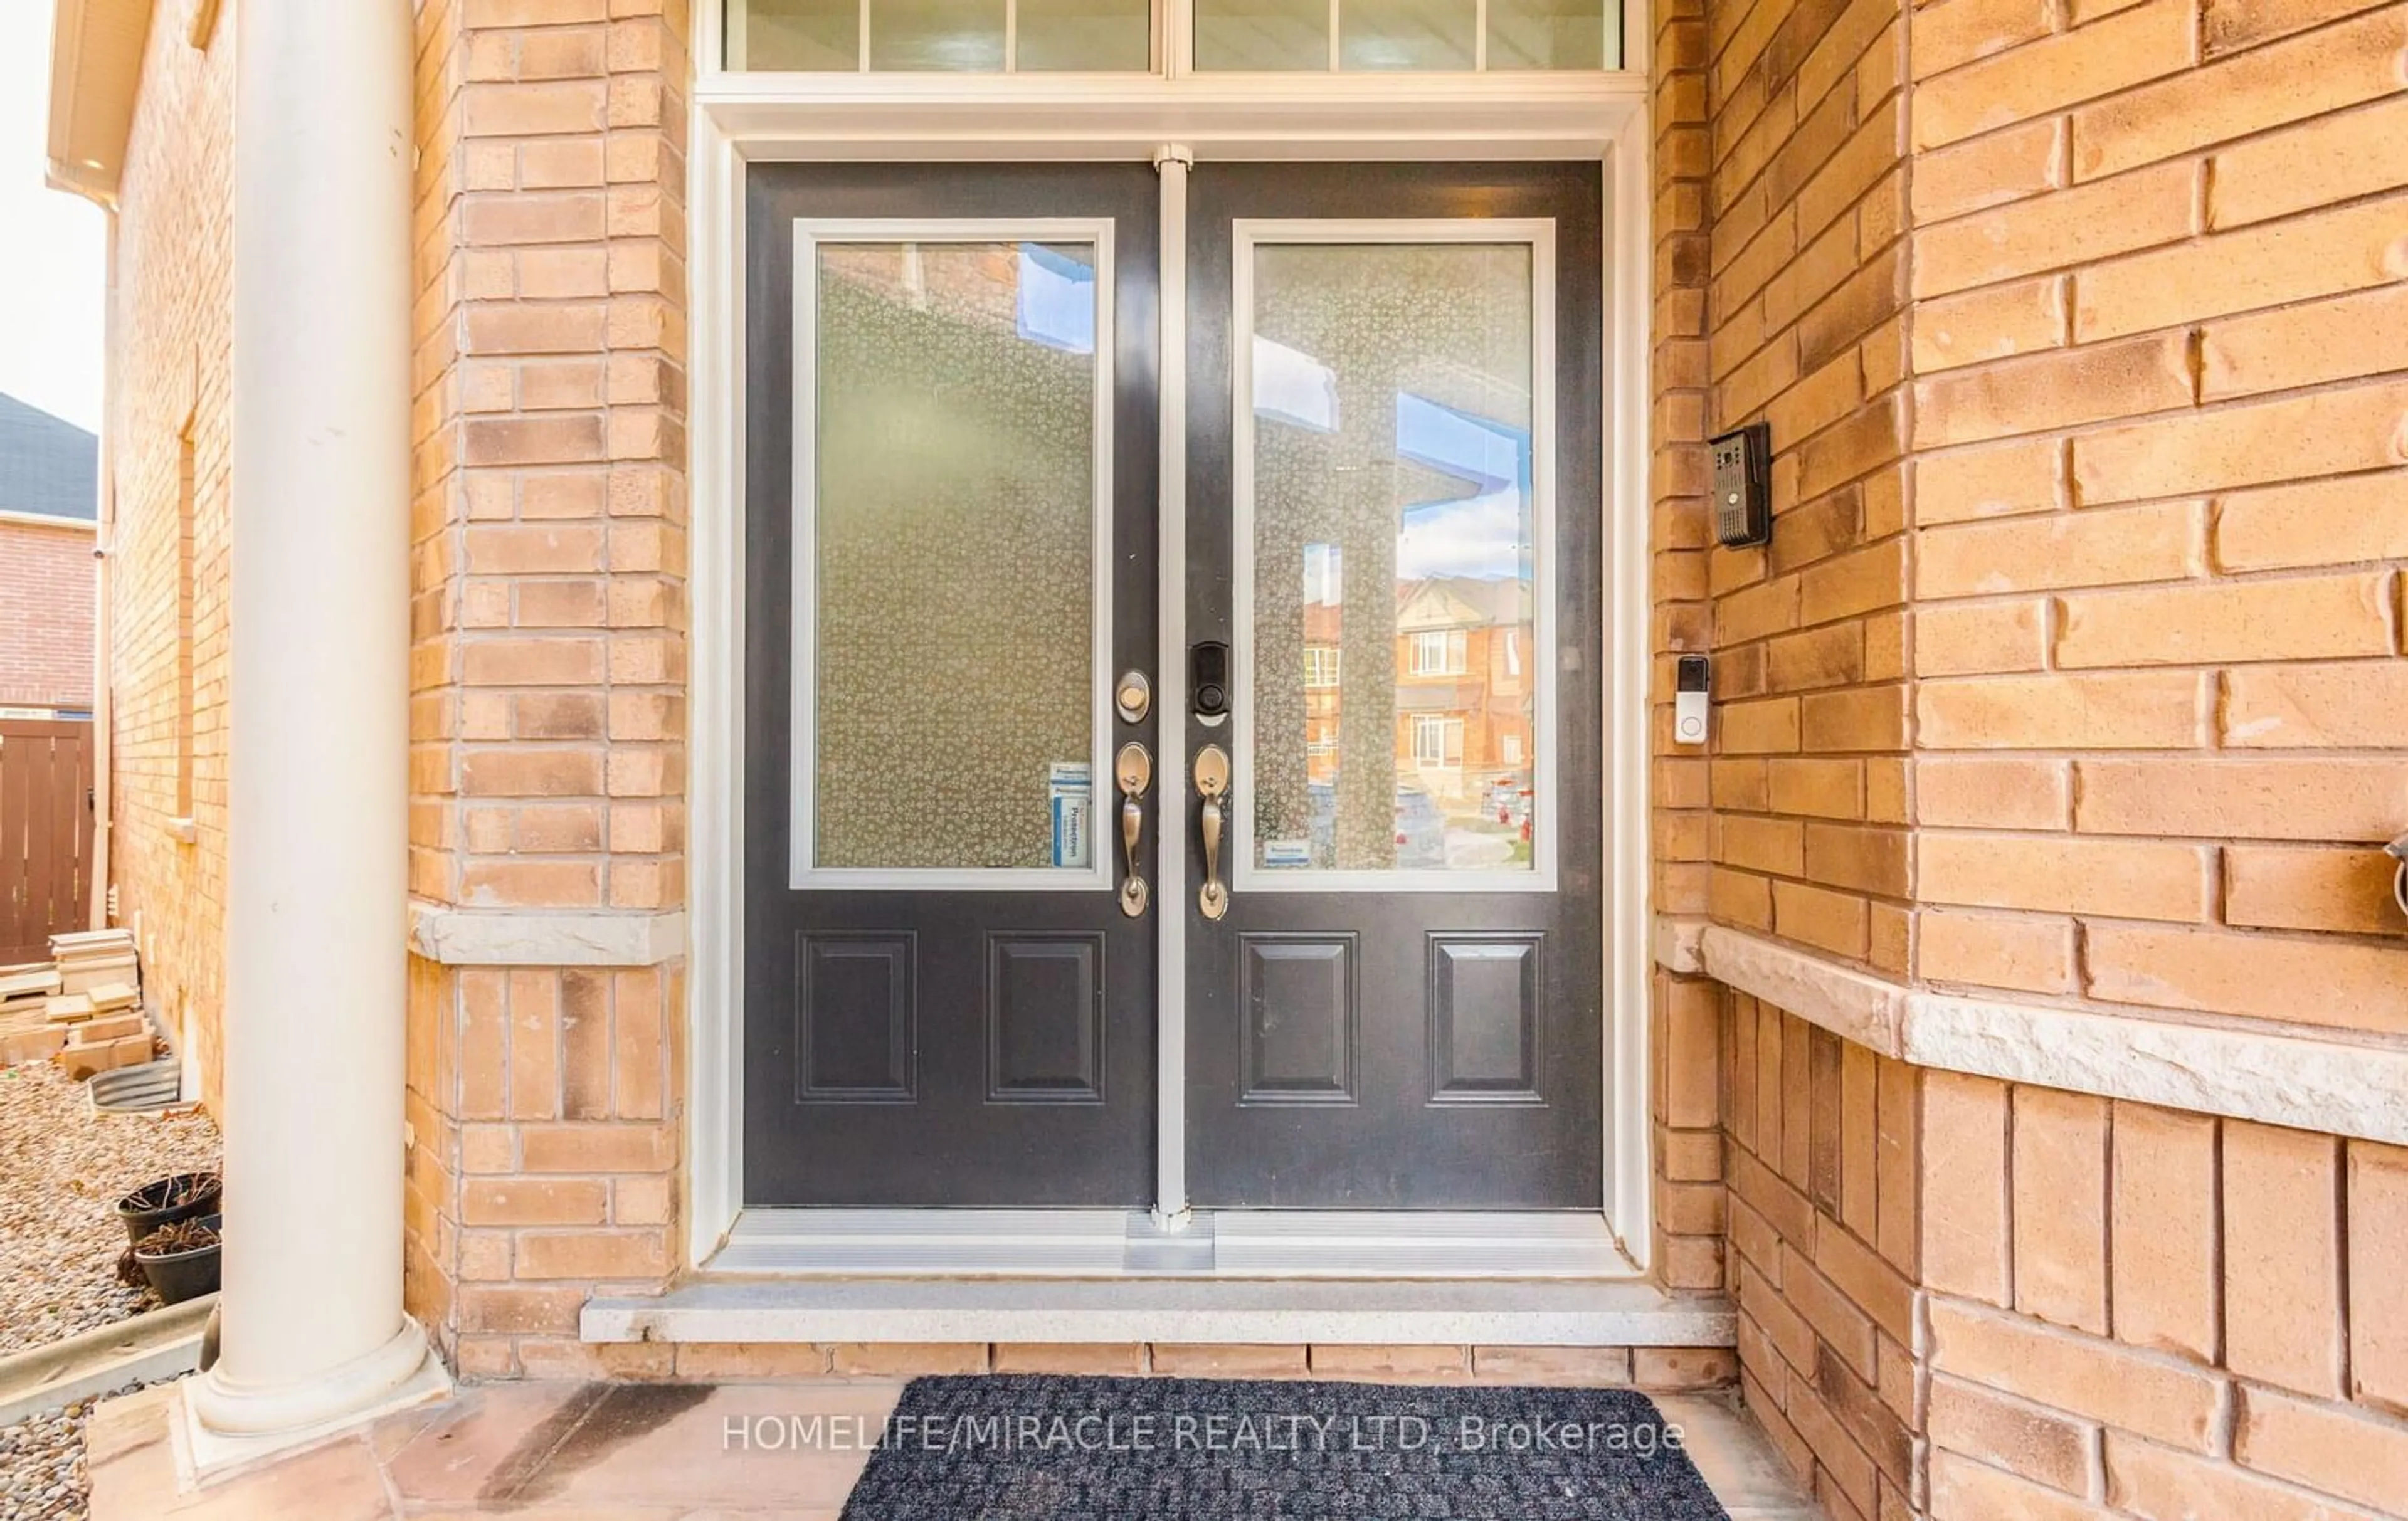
[0,518,95,710]
[1651,0,1724,1300]
[1720,996,2408,1521]
[1904,0,2408,1027]
[1702,0,1913,974]
[404,0,694,1379]
[1649,0,1917,1312]
[1922,1075,2408,1518]
[1664,0,2408,1510]
[1666,0,2408,1033]
[101,6,234,1108]
[1724,997,1920,1521]
[1652,971,1731,1292]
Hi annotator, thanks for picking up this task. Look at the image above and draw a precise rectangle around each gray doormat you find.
[838,1374,1730,1519]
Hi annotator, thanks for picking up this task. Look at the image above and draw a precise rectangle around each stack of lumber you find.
[0,964,63,1061]
[0,930,154,1075]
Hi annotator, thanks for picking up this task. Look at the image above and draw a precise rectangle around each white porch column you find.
[186,0,436,1442]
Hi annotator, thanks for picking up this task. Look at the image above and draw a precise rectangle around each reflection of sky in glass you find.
[1398,488,1529,582]
[1395,392,1531,582]
[1254,344,1533,583]
[1396,394,1521,494]
[1254,337,1341,431]
[1304,542,1343,606]
[1016,244,1096,353]
[1022,246,1531,581]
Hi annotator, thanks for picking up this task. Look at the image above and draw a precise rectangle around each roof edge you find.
[47,0,156,207]
[0,508,101,532]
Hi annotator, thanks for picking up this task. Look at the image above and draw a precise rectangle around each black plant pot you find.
[136,1213,221,1305]
[117,1171,223,1246]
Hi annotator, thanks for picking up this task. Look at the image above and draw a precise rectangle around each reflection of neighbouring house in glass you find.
[1301,540,1345,786]
[1388,391,1534,818]
[816,240,1096,354]
[1287,381,1536,827]
[1395,576,1533,806]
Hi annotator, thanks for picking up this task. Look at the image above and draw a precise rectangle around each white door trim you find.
[682,75,1656,1276]
[1601,114,1656,1260]
[1154,147,1192,1221]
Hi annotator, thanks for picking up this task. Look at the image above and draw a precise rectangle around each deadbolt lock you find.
[1115,670,1152,725]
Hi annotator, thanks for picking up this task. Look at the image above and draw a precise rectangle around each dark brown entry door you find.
[742,164,1161,1206]
[1181,164,1606,1208]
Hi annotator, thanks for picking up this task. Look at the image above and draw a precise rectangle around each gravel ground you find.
[0,1061,219,1356]
[0,1384,152,1521]
[0,1061,218,1521]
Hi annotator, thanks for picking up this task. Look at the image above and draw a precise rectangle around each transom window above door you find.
[726,0,1623,71]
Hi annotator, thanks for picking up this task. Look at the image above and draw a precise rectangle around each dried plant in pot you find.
[132,1213,221,1306]
[116,1170,223,1246]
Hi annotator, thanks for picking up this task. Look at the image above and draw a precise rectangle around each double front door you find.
[742,161,1605,1212]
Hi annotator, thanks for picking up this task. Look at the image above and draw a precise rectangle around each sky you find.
[0,0,105,433]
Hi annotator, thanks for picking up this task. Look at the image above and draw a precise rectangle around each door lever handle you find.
[1116,743,1151,917]
[1194,745,1230,921]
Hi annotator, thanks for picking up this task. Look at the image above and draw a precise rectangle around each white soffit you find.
[48,0,156,204]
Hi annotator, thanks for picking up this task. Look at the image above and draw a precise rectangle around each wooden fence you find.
[0,719,94,963]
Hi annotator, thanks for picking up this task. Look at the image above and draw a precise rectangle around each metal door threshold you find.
[707,1208,1640,1279]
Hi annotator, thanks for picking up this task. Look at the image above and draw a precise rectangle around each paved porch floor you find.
[87,1375,1819,1520]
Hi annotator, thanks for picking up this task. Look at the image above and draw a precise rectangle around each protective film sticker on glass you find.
[1050,762,1093,869]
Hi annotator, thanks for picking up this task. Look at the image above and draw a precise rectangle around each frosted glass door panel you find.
[1243,240,1541,876]
[808,240,1103,871]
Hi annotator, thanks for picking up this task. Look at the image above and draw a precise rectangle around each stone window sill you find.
[1656,917,2408,1148]
[406,903,686,967]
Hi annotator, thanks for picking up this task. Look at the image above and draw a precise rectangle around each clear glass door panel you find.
[870,0,1007,70]
[1341,0,1477,70]
[1192,0,1617,68]
[1193,0,1330,69]
[731,0,1155,69]
[1242,239,1542,876]
[808,239,1104,871]
[1019,0,1156,69]
[735,0,861,67]
[730,0,1616,70]
[1487,0,1612,68]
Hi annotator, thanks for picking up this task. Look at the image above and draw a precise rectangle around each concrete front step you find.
[583,1278,1738,1351]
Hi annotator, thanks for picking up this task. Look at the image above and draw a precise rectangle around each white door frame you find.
[682,40,1657,1273]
